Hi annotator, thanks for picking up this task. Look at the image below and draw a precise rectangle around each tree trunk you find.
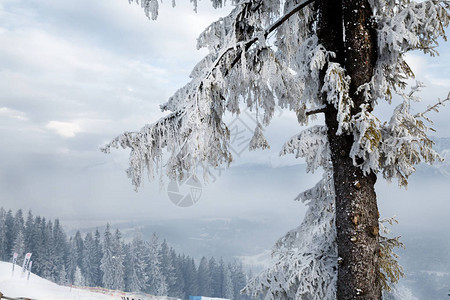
[317,0,381,299]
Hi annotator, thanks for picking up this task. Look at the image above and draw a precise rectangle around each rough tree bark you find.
[318,0,381,299]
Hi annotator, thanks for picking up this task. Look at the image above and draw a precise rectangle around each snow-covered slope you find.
[0,261,118,300]
[0,262,120,300]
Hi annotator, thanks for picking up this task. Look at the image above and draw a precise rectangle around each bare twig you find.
[414,92,450,122]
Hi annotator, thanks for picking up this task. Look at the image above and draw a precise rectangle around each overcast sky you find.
[0,0,449,231]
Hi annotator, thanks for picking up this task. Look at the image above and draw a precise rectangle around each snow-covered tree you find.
[145,233,167,296]
[103,1,450,299]
[209,257,221,297]
[245,149,337,299]
[197,256,213,296]
[93,229,103,286]
[66,236,78,284]
[0,208,8,261]
[73,231,84,273]
[58,265,69,285]
[40,220,56,280]
[222,263,234,299]
[4,209,14,261]
[126,233,148,292]
[100,224,115,289]
[23,211,35,259]
[159,239,177,296]
[11,230,25,264]
[113,229,125,290]
[170,251,185,298]
[12,209,24,242]
[74,265,86,286]
[183,257,199,298]
[52,219,68,284]
[230,260,248,300]
[31,216,44,276]
[83,232,101,287]
[101,226,125,290]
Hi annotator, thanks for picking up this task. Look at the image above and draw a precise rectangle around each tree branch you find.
[414,92,450,120]
[306,106,328,116]
[265,0,316,38]
[207,0,316,78]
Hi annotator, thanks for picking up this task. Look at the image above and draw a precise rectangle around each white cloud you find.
[45,120,81,137]
[0,107,27,120]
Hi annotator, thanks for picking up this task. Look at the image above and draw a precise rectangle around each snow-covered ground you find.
[0,261,177,300]
[0,261,117,299]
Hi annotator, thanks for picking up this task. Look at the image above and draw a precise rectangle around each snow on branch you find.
[128,0,234,19]
[379,83,444,186]
[349,104,382,175]
[346,0,449,179]
[280,126,329,173]
[414,91,450,123]
[244,170,337,300]
[105,0,323,188]
[128,0,160,20]
[369,0,449,101]
[321,63,353,135]
[101,101,232,189]
[378,216,405,292]
[249,122,270,150]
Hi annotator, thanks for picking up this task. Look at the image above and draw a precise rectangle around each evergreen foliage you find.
[102,1,450,299]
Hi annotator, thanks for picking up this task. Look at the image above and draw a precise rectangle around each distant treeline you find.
[0,207,251,299]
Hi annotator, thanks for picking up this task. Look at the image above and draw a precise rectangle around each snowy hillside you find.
[0,261,117,300]
[0,261,176,300]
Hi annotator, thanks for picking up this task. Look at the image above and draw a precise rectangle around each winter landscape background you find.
[1,0,449,299]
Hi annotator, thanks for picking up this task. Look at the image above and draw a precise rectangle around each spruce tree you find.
[230,260,248,300]
[66,236,78,284]
[126,233,148,292]
[111,228,125,290]
[209,256,221,297]
[197,256,213,297]
[73,231,84,273]
[159,240,177,296]
[4,209,14,260]
[170,251,185,299]
[40,220,56,280]
[59,264,69,285]
[74,265,86,286]
[0,208,8,261]
[183,257,199,298]
[83,232,99,287]
[103,1,450,298]
[32,216,44,276]
[52,219,67,284]
[100,224,115,289]
[11,230,25,264]
[12,209,24,241]
[145,232,167,296]
[222,263,234,299]
[23,211,34,258]
[93,228,103,286]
